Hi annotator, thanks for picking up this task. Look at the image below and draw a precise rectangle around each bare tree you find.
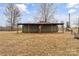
[4,4,21,31]
[34,3,56,23]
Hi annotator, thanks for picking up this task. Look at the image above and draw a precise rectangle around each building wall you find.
[41,25,51,32]
[51,25,58,32]
[22,24,58,33]
[22,25,28,33]
[29,25,39,33]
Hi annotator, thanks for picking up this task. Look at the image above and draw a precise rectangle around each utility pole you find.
[69,13,71,28]
[78,17,79,33]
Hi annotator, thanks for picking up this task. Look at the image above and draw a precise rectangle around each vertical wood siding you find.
[22,24,58,33]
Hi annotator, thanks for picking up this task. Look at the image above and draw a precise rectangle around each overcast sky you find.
[0,3,79,27]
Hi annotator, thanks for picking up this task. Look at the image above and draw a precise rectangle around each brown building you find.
[17,23,64,33]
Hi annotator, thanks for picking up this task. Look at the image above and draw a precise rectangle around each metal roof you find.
[18,23,64,25]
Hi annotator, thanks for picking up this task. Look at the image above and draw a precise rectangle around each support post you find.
[17,24,19,34]
[39,25,41,33]
[28,24,29,33]
[62,24,64,33]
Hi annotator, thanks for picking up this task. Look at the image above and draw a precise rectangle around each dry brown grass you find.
[0,31,79,56]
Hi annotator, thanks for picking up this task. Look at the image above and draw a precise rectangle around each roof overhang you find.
[18,23,64,25]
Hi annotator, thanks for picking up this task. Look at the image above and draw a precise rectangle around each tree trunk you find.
[11,10,13,31]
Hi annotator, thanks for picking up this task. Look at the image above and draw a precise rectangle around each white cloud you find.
[75,5,79,8]
[15,4,30,14]
[66,3,79,14]
[67,3,78,8]
[68,9,76,13]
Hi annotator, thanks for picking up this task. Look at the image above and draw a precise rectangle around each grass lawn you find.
[0,31,79,56]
